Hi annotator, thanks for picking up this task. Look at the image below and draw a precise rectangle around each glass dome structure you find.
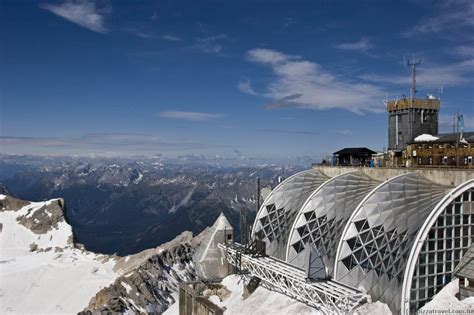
[251,169,329,259]
[286,171,380,276]
[250,168,474,314]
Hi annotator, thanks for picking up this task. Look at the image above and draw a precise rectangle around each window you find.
[410,189,474,311]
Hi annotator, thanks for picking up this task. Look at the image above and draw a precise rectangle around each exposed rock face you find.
[0,195,30,212]
[202,284,231,302]
[82,232,200,314]
[0,195,67,235]
[17,199,66,234]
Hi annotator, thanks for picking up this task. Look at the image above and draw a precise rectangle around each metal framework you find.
[218,242,369,314]
[286,171,380,275]
[401,180,474,314]
[251,169,329,260]
[334,173,448,313]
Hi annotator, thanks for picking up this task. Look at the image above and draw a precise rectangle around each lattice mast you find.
[405,55,422,101]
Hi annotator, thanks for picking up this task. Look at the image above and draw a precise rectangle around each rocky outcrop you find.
[0,195,30,212]
[0,195,67,235]
[17,199,66,234]
[82,231,204,314]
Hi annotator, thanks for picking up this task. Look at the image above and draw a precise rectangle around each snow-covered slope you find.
[420,278,474,312]
[163,274,392,315]
[0,194,119,313]
[0,193,208,313]
[163,274,319,315]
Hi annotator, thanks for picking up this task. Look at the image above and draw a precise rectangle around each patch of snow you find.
[126,298,147,313]
[208,295,221,305]
[121,281,133,294]
[1,202,72,251]
[0,194,6,200]
[133,172,144,184]
[414,134,440,142]
[420,278,474,312]
[163,293,179,314]
[171,263,188,280]
[211,275,320,314]
[0,198,119,313]
[353,301,392,315]
[169,186,196,214]
[164,275,393,315]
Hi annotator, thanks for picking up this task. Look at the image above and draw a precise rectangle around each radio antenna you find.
[405,55,422,100]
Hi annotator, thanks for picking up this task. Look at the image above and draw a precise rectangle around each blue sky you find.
[1,0,473,161]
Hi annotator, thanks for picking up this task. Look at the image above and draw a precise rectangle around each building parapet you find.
[311,165,474,187]
[386,98,440,112]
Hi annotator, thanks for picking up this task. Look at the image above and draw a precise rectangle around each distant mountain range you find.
[0,154,304,255]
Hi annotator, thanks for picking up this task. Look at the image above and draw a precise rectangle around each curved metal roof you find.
[286,171,380,277]
[334,173,449,313]
[251,169,329,259]
[400,179,474,314]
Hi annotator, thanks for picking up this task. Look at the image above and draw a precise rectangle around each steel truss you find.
[218,242,368,314]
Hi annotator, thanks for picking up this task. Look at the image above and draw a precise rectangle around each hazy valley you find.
[0,154,304,255]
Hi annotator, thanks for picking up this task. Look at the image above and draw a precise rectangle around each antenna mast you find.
[406,55,422,100]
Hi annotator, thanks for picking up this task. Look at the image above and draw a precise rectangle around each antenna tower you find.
[406,55,422,100]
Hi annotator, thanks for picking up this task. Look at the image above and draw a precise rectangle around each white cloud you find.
[403,1,474,37]
[134,33,182,41]
[247,48,292,64]
[0,133,226,156]
[361,59,474,88]
[195,34,227,53]
[245,48,386,114]
[335,37,372,52]
[135,32,153,39]
[159,111,222,121]
[452,45,474,57]
[161,35,182,41]
[40,0,109,33]
[237,80,257,95]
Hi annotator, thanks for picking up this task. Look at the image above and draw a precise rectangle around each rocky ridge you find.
[82,231,204,313]
[0,194,204,313]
